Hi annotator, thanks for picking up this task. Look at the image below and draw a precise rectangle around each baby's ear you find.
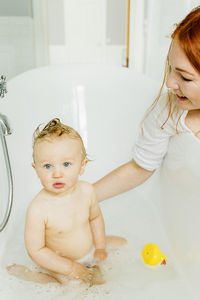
[80,159,88,175]
[32,162,36,169]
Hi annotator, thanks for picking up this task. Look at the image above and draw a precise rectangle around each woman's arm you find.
[93,160,154,202]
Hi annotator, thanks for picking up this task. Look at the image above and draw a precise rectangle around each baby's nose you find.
[52,168,64,178]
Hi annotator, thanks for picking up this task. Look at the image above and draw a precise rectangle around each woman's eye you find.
[64,162,70,167]
[181,75,192,82]
[44,164,51,169]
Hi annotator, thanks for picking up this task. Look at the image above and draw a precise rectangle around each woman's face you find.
[166,40,200,111]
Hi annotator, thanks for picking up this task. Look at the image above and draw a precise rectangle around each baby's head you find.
[33,118,87,160]
[32,118,88,194]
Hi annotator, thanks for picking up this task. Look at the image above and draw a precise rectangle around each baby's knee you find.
[106,235,127,246]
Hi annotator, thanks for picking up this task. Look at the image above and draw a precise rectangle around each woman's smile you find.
[176,94,188,101]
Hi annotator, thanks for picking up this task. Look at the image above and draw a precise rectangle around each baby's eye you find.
[44,164,51,169]
[63,162,70,167]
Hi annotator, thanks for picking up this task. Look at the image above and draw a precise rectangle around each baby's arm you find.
[89,188,107,261]
[24,198,92,281]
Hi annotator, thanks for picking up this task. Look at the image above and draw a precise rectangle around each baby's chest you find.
[46,203,90,232]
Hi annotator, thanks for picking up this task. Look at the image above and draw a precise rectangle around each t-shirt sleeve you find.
[132,96,176,171]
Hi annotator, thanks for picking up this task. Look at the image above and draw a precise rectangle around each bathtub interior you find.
[0,64,193,299]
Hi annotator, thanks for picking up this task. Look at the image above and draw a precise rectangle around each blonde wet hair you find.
[33,118,87,160]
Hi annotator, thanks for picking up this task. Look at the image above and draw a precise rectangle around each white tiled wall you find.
[0,17,35,80]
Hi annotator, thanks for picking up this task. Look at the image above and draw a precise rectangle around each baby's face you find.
[33,135,87,195]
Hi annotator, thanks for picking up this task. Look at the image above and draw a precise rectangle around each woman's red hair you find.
[142,6,200,132]
[172,6,200,73]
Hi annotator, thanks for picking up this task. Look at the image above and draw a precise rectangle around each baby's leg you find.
[7,264,59,284]
[48,271,70,285]
[87,265,105,286]
[49,265,105,286]
[7,263,104,286]
[106,235,127,246]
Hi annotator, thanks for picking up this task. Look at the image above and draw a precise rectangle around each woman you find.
[94,6,200,293]
[94,6,200,202]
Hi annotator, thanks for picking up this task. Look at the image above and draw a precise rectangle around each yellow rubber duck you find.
[142,243,167,266]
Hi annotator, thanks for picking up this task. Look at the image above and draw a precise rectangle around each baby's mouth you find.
[53,182,65,189]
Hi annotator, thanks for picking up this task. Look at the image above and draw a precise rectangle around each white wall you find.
[47,0,65,45]
[1,0,200,81]
[0,0,35,80]
[145,0,196,82]
[129,0,200,83]
[48,0,127,66]
[0,17,35,80]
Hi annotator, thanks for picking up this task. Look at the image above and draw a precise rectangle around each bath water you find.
[0,193,192,300]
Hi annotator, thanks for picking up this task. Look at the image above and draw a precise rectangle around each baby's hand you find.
[94,249,108,261]
[67,262,93,283]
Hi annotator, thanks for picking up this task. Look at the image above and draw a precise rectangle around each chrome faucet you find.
[0,75,7,98]
[0,113,12,135]
[0,75,11,135]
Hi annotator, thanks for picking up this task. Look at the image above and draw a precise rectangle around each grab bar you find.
[0,76,13,232]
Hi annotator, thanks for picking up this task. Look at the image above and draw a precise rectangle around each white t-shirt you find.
[132,93,190,171]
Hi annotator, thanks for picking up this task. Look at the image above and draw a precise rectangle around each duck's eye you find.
[44,164,51,169]
[64,162,70,167]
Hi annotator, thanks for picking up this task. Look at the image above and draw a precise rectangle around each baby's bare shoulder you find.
[78,180,94,193]
[27,190,49,214]
[78,181,96,206]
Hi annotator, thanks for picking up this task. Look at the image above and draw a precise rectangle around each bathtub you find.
[0,64,195,299]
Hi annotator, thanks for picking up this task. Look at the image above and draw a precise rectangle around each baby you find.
[7,118,126,285]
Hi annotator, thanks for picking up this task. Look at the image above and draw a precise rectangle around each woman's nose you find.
[166,72,179,90]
